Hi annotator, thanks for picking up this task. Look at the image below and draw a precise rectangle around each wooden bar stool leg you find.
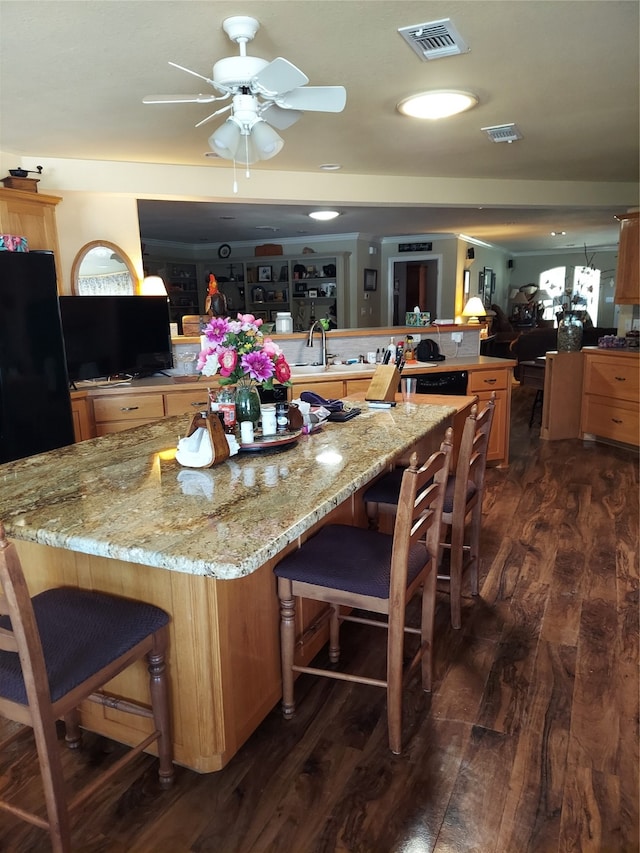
[329,604,340,663]
[63,709,82,750]
[278,578,296,719]
[147,629,174,788]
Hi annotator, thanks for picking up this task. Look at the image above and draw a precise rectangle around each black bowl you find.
[9,169,28,178]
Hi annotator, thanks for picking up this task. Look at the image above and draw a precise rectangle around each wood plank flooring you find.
[1,385,638,852]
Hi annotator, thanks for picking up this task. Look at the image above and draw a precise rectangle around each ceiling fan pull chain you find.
[232,158,238,195]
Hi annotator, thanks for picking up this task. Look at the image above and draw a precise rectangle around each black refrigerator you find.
[0,251,75,463]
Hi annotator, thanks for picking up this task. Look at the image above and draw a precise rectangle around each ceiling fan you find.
[143,15,347,167]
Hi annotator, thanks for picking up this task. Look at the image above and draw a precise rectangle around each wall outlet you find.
[451,331,463,343]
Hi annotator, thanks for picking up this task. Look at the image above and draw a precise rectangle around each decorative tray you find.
[238,429,302,453]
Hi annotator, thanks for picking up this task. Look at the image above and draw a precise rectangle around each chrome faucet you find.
[307,320,328,367]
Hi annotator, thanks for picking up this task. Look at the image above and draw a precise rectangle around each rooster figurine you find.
[204,274,228,317]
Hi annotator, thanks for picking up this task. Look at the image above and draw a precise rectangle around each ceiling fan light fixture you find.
[208,119,242,160]
[397,90,478,119]
[309,210,340,222]
[250,120,284,160]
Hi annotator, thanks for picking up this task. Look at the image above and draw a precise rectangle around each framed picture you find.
[307,288,318,299]
[254,310,268,321]
[364,268,377,291]
[269,309,280,322]
[258,265,272,282]
[294,282,306,294]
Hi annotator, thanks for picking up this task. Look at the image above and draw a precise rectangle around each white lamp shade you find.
[140,276,167,296]
[250,120,284,160]
[209,119,242,160]
[461,296,487,322]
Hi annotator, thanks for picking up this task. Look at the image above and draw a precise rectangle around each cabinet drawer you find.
[468,368,508,393]
[584,358,639,402]
[92,394,165,423]
[165,389,211,417]
[582,396,639,446]
[290,379,345,399]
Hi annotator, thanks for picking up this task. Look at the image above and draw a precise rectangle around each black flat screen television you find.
[58,295,174,382]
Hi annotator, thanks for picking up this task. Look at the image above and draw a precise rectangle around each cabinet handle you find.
[483,378,497,385]
[120,406,139,412]
[612,418,623,424]
[190,401,208,407]
[614,376,626,382]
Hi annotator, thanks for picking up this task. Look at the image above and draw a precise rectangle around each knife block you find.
[365,364,400,402]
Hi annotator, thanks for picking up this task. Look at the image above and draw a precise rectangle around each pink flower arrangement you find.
[197,313,291,389]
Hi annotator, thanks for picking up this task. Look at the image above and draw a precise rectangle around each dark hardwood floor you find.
[1,385,638,852]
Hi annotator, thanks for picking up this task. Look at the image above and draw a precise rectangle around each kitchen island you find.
[0,397,472,771]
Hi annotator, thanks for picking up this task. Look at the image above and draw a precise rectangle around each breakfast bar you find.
[0,396,472,772]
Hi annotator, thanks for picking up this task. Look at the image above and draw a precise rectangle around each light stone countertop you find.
[0,402,457,580]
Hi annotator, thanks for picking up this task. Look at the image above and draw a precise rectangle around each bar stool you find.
[274,429,453,755]
[0,523,174,853]
[364,394,496,629]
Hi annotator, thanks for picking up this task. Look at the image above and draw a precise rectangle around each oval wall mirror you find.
[71,240,138,295]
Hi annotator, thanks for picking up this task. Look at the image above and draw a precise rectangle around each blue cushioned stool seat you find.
[274,524,431,598]
[364,471,476,514]
[0,587,170,705]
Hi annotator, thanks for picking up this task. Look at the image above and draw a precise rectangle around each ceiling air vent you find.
[398,18,469,61]
[481,123,523,143]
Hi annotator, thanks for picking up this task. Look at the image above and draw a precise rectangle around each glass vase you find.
[557,313,583,352]
[235,383,261,425]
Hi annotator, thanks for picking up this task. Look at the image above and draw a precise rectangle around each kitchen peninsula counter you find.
[0,397,470,772]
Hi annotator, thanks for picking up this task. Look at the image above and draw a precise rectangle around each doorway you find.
[389,255,440,325]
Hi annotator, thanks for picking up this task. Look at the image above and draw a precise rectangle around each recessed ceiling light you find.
[397,90,478,119]
[319,163,342,171]
[309,210,340,221]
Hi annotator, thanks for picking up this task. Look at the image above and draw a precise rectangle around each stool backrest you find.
[0,526,51,719]
[390,427,453,604]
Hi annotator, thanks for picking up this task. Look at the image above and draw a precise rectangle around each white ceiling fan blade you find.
[253,57,309,97]
[260,103,303,130]
[143,94,219,104]
[195,104,233,128]
[169,61,215,87]
[275,86,347,113]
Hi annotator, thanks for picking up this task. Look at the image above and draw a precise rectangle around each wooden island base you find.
[5,396,473,772]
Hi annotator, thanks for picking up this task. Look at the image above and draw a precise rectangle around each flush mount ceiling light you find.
[397,90,478,120]
[309,210,340,221]
[319,163,342,171]
[551,230,567,236]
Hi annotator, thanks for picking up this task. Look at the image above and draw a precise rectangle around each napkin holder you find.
[176,412,230,468]
[365,365,400,403]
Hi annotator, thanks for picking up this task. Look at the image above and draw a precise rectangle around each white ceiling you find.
[1,1,638,253]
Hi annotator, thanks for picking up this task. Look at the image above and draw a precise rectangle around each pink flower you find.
[203,316,230,345]
[261,338,281,357]
[241,350,275,383]
[218,347,238,377]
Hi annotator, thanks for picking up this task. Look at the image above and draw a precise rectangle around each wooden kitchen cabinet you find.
[467,366,511,465]
[0,188,63,285]
[70,391,95,442]
[164,387,211,417]
[614,211,639,305]
[540,351,584,440]
[581,348,639,447]
[92,392,165,436]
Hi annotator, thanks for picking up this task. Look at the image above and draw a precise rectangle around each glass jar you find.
[235,383,262,426]
[557,313,583,352]
[275,312,293,334]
